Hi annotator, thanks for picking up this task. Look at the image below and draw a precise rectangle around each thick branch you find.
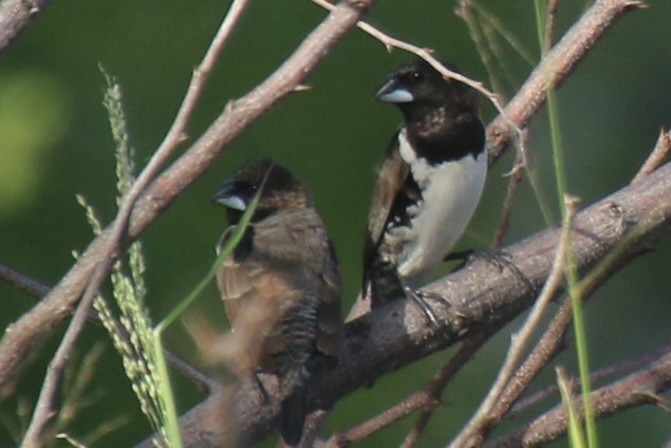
[136,157,671,448]
[0,0,52,54]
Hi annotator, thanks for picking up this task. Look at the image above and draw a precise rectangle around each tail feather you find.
[280,385,306,446]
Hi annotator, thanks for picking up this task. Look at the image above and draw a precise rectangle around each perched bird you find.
[363,58,487,322]
[212,159,342,446]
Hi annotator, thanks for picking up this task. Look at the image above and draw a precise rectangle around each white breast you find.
[395,129,487,286]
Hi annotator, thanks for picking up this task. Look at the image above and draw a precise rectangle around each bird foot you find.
[403,287,449,327]
[446,248,511,272]
[447,249,533,291]
[250,373,271,406]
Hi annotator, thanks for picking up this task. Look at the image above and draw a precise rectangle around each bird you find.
[212,159,343,446]
[363,58,487,323]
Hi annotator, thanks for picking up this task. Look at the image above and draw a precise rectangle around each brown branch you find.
[311,0,511,126]
[400,327,505,448]
[487,349,671,448]
[543,0,560,55]
[449,196,577,448]
[632,128,671,183]
[487,0,646,163]
[135,155,671,447]
[0,0,378,392]
[509,345,671,417]
[0,0,52,54]
[458,188,661,446]
[491,142,527,250]
[320,329,496,448]
[0,262,217,395]
[20,263,106,447]
[0,263,50,297]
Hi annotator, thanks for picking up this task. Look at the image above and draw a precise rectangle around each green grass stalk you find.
[533,2,598,446]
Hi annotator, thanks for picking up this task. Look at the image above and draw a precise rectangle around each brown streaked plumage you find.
[213,160,342,446]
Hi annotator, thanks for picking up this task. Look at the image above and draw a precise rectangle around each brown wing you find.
[216,231,302,372]
[363,134,410,280]
[216,208,342,370]
[253,208,343,362]
[315,239,343,361]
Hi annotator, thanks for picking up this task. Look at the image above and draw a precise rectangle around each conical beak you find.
[212,178,246,211]
[375,76,414,103]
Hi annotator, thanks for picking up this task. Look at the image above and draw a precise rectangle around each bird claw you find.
[448,249,533,291]
[403,287,448,327]
[251,373,271,406]
[446,248,512,272]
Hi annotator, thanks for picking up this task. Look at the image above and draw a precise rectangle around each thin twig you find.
[466,0,536,66]
[543,0,561,55]
[491,134,528,250]
[449,196,577,448]
[87,0,254,345]
[0,263,49,297]
[509,345,671,416]
[456,0,507,97]
[320,331,492,448]
[486,348,671,448]
[631,128,671,183]
[20,263,106,447]
[0,262,217,394]
[400,326,506,448]
[309,0,517,133]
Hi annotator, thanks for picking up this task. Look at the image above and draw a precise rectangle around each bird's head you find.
[212,159,309,223]
[375,58,480,122]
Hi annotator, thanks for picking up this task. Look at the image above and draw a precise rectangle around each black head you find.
[375,58,480,123]
[212,159,309,224]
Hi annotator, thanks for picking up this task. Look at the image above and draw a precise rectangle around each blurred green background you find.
[1,1,670,446]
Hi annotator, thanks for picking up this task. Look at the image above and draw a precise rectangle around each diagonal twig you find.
[632,128,671,183]
[310,0,514,131]
[0,0,52,54]
[0,262,217,394]
[449,196,578,448]
[320,329,497,448]
[20,263,106,447]
[399,324,507,448]
[487,0,647,163]
[491,136,528,250]
[509,345,671,417]
[486,348,671,448]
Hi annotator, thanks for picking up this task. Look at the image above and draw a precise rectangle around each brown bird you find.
[363,58,486,323]
[213,159,343,446]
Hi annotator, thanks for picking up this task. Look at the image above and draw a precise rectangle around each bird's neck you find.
[403,106,485,163]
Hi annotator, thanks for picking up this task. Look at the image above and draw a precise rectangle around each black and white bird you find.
[363,58,487,322]
[213,160,343,446]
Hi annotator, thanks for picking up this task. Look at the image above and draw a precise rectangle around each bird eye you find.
[411,71,423,82]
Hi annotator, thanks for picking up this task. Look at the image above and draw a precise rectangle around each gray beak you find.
[212,178,247,211]
[375,76,414,103]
